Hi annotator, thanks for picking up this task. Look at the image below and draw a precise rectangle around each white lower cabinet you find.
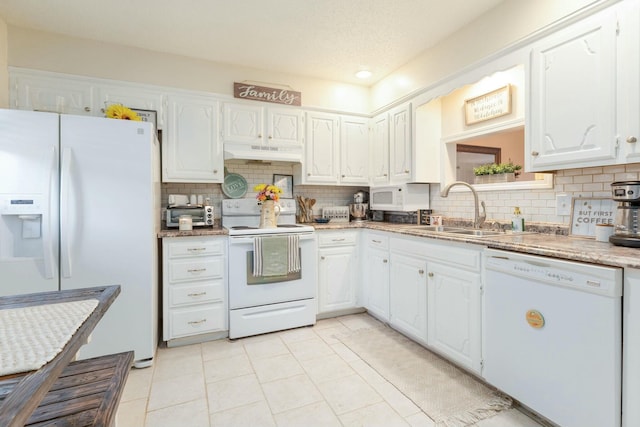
[317,231,359,314]
[427,260,481,373]
[389,250,428,344]
[385,234,482,372]
[363,232,390,322]
[162,236,227,344]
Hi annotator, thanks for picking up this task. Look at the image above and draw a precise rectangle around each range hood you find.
[224,142,302,163]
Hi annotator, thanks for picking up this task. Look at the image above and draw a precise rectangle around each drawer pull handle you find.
[372,239,382,243]
[187,247,207,252]
[188,268,206,273]
[188,319,207,325]
[188,292,207,297]
[332,238,345,242]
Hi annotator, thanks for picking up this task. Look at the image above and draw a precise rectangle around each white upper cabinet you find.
[527,8,619,171]
[618,0,640,164]
[303,111,340,184]
[370,113,390,186]
[300,112,369,186]
[96,84,165,129]
[340,116,369,185]
[222,102,303,147]
[163,93,222,183]
[389,102,413,183]
[11,72,94,115]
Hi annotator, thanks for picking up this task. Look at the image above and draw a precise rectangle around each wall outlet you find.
[556,194,572,216]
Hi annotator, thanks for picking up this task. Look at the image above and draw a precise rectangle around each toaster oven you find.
[166,206,214,227]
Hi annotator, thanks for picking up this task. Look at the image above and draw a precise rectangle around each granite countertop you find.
[158,221,640,269]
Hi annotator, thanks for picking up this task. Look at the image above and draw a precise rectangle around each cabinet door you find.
[389,252,427,343]
[340,116,370,185]
[366,246,390,321]
[222,103,264,144]
[318,246,357,313]
[370,113,390,185]
[389,103,412,183]
[304,112,340,184]
[11,73,94,115]
[267,107,303,147]
[164,94,222,183]
[427,262,481,373]
[619,1,640,164]
[528,9,618,170]
[96,84,165,128]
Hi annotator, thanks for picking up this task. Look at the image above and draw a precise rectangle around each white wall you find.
[371,0,608,111]
[0,16,8,108]
[6,26,370,114]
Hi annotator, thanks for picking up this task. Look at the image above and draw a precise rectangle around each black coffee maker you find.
[610,181,640,247]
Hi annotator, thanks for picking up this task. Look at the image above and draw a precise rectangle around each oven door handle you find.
[229,233,316,245]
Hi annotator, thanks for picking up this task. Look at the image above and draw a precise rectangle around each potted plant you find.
[473,161,522,184]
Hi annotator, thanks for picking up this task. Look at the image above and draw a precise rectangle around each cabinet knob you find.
[342,174,346,178]
[268,135,272,140]
[384,173,388,177]
[627,136,638,143]
[307,173,311,176]
[531,151,539,156]
[321,256,325,260]
[84,107,91,112]
[418,269,425,275]
[383,259,388,263]
[428,272,434,277]
[404,169,410,173]
[258,134,262,138]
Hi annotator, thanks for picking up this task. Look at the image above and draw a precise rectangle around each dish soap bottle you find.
[512,207,525,232]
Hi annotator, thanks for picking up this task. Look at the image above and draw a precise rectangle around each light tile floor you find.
[116,313,546,427]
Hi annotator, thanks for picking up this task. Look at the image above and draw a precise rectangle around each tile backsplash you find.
[162,161,640,227]
[430,163,640,225]
[161,160,362,221]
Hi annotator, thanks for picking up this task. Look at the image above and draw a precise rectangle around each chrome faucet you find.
[440,181,486,229]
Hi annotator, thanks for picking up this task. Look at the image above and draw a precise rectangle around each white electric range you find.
[222,198,317,339]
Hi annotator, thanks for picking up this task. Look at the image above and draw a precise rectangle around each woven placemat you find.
[0,299,98,376]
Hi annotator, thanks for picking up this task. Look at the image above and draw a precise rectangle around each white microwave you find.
[370,184,430,211]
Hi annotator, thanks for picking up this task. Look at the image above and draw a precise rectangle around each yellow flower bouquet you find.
[105,104,142,121]
[254,183,282,202]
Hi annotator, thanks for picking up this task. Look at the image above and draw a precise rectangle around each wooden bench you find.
[0,351,133,427]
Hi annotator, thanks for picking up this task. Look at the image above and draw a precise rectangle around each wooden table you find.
[0,286,131,427]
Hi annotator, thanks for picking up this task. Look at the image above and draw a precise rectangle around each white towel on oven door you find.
[288,234,300,273]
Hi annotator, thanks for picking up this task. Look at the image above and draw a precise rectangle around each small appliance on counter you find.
[166,193,214,227]
[610,181,640,247]
[350,190,369,222]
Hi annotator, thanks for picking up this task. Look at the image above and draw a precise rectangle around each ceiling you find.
[0,0,506,86]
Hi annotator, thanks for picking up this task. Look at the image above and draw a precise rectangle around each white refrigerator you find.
[0,109,160,367]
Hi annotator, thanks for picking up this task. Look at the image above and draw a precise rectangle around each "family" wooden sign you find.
[234,83,302,106]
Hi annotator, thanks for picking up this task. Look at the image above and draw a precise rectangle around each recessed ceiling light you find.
[355,70,372,79]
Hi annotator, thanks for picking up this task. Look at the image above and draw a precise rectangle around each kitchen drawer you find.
[365,232,389,250]
[168,257,224,283]
[318,231,358,247]
[166,237,225,258]
[169,304,226,338]
[169,280,224,307]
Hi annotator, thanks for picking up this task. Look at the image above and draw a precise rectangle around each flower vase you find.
[259,200,280,228]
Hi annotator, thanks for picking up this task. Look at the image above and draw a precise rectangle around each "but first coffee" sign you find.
[234,83,301,106]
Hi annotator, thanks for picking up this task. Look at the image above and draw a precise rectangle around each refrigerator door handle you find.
[60,147,73,278]
[42,145,57,279]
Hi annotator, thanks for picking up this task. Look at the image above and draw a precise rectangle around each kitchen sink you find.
[446,229,504,237]
[420,225,468,232]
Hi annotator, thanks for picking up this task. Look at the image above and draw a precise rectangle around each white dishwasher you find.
[483,249,622,427]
